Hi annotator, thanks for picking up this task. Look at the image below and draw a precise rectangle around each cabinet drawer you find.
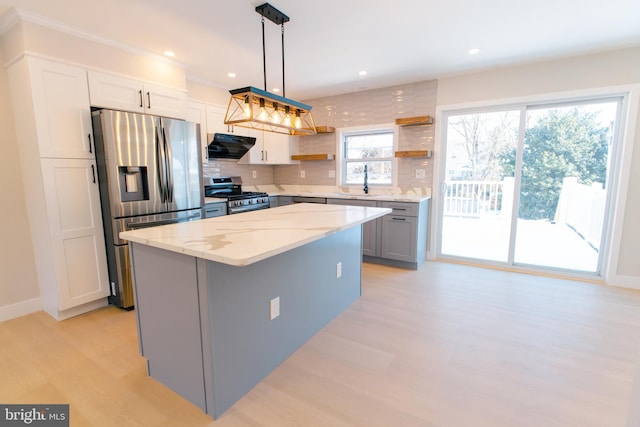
[278,196,294,206]
[204,203,227,218]
[381,201,418,217]
[327,198,378,208]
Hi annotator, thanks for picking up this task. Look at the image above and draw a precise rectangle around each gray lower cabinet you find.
[204,202,227,218]
[327,198,429,269]
[277,196,294,206]
[327,198,378,256]
[380,214,418,262]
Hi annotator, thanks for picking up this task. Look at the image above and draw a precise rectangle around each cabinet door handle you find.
[91,165,96,183]
[138,90,143,108]
[87,134,92,153]
[391,217,406,221]
[261,150,264,161]
[146,91,151,109]
[265,151,268,162]
[393,208,407,211]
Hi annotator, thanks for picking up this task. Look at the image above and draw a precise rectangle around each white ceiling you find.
[1,0,639,100]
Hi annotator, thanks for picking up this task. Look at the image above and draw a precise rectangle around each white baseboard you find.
[0,297,42,323]
[606,274,640,290]
[52,298,109,321]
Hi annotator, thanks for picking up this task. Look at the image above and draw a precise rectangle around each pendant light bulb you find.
[283,106,292,127]
[243,95,251,118]
[272,102,281,124]
[294,109,301,129]
[258,98,267,121]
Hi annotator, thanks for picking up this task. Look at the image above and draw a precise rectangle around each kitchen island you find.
[120,203,390,419]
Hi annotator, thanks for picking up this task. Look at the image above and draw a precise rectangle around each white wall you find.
[0,40,40,320]
[436,47,640,284]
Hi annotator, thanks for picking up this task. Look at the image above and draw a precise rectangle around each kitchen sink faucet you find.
[363,165,369,194]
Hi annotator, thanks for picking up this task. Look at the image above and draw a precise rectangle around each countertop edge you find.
[121,205,392,267]
[268,192,430,203]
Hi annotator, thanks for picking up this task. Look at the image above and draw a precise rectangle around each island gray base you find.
[129,225,363,419]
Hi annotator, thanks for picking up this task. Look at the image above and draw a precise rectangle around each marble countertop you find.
[205,193,429,205]
[120,204,391,267]
[269,191,430,203]
[237,184,431,203]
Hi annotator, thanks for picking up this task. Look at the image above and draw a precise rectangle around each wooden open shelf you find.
[395,116,433,126]
[316,126,335,134]
[394,150,432,158]
[291,153,335,161]
[299,125,335,135]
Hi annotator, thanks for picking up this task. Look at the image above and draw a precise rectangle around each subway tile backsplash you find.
[275,80,437,190]
[202,160,274,185]
[203,79,437,192]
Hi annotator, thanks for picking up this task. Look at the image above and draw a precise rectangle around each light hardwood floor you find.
[2,261,640,426]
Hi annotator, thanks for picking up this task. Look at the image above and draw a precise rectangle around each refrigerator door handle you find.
[162,126,174,203]
[155,126,167,203]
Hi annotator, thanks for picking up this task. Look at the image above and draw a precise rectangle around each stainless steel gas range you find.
[204,177,270,215]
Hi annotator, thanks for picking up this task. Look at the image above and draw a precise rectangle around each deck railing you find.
[444,177,605,251]
[443,180,507,218]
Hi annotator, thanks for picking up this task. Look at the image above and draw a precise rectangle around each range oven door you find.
[227,203,270,215]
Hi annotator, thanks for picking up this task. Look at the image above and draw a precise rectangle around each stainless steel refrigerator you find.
[92,109,203,309]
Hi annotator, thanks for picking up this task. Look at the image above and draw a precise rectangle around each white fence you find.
[554,177,605,251]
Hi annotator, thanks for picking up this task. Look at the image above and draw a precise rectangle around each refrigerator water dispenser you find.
[118,166,149,202]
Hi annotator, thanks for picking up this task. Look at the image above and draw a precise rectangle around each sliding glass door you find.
[439,98,620,275]
[440,109,520,262]
[513,102,618,272]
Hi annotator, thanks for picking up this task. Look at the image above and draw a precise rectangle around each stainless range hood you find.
[207,133,256,160]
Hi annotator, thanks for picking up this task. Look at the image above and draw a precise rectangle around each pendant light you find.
[224,3,317,136]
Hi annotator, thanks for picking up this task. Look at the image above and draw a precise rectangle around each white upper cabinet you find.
[27,58,94,159]
[187,100,208,160]
[238,129,298,165]
[205,104,230,135]
[87,70,188,119]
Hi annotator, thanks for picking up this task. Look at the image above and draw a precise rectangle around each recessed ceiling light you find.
[468,48,480,55]
[359,70,367,76]
[227,72,236,78]
[164,51,175,57]
[272,88,280,93]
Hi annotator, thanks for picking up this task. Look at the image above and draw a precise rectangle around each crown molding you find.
[0,7,20,35]
[0,7,188,69]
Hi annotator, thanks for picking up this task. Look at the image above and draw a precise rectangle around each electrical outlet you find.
[269,297,280,320]
[416,169,426,179]
[252,170,257,178]
[300,170,306,178]
[329,170,336,178]
[336,262,342,278]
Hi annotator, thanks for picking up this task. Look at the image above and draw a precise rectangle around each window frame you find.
[336,124,398,188]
